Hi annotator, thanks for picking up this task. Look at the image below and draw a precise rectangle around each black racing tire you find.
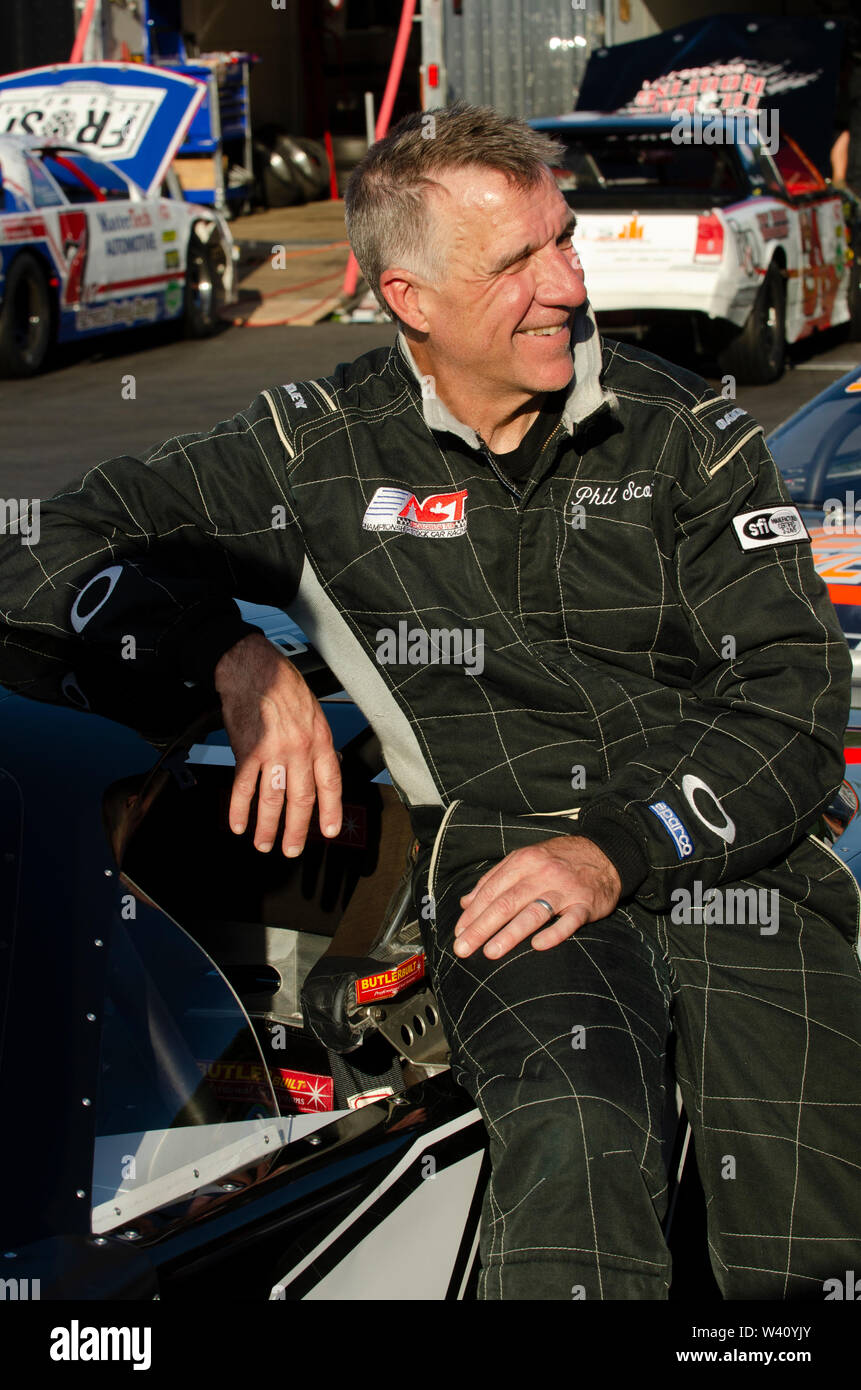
[291,137,331,200]
[716,258,786,385]
[183,234,222,338]
[0,251,53,377]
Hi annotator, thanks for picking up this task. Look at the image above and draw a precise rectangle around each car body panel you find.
[768,365,861,651]
[0,62,205,198]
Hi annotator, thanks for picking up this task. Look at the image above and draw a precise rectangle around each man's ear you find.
[378,268,431,333]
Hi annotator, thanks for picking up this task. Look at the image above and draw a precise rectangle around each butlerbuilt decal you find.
[354,952,426,1004]
[732,505,808,551]
[648,801,694,859]
[363,487,468,537]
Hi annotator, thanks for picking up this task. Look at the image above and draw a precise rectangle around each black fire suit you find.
[1,308,859,1297]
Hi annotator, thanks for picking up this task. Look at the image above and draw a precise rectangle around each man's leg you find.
[420,859,675,1300]
[664,838,861,1299]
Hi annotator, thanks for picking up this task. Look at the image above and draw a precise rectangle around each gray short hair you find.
[344,100,566,317]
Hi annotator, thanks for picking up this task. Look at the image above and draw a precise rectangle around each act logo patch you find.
[363,486,468,537]
[732,505,808,551]
[648,801,694,859]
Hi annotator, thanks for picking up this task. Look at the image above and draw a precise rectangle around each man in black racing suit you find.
[2,103,860,1299]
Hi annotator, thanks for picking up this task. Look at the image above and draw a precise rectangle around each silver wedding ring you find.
[533,897,555,917]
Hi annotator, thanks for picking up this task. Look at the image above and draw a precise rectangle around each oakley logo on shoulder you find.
[284,382,307,409]
[363,487,468,538]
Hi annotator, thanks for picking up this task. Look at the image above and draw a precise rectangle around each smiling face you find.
[389,164,587,418]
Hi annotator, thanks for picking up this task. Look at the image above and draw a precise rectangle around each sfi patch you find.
[732,505,808,551]
[648,801,694,859]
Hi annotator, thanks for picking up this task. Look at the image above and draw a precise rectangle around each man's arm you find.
[0,393,342,851]
[215,632,342,855]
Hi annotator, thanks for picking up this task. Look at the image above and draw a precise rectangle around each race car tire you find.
[0,252,53,378]
[183,235,222,338]
[717,259,786,385]
[291,138,331,201]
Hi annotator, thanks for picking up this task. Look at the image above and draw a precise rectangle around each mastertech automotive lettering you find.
[363,487,468,537]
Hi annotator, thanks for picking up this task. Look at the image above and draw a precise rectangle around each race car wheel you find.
[0,252,53,377]
[184,235,221,337]
[717,259,786,385]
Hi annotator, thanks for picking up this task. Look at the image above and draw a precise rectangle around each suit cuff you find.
[158,602,264,684]
[576,806,650,898]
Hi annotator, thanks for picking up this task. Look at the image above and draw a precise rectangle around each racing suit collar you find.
[395,301,618,450]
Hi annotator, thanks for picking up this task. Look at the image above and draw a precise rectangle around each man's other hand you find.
[453,836,622,959]
[214,632,342,856]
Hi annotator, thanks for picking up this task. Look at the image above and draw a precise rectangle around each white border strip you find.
[269,1108,483,1297]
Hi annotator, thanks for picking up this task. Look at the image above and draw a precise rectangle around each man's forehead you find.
[428,165,569,257]
[431,163,558,214]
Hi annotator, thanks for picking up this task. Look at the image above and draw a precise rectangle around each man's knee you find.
[477,1096,671,1299]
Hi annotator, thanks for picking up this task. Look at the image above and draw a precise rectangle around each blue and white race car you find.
[0,62,237,376]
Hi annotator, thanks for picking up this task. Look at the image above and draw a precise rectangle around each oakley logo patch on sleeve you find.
[732,506,808,551]
[648,801,694,859]
[363,487,468,537]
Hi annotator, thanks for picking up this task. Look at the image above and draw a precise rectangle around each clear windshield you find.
[92,894,282,1233]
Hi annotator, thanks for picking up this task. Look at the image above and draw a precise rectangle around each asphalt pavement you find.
[1,320,859,499]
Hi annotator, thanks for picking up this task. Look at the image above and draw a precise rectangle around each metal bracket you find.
[354,986,450,1067]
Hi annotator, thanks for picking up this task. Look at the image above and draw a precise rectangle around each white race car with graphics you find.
[533,111,860,385]
[0,62,237,376]
[532,16,861,384]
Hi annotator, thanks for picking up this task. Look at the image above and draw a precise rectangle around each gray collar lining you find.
[396,302,617,449]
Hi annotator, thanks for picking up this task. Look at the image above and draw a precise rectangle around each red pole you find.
[324,130,339,201]
[342,0,417,299]
[70,0,99,63]
[374,0,417,140]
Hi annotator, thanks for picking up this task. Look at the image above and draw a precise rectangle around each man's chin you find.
[513,341,575,394]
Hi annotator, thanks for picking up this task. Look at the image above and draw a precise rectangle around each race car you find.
[0,62,237,377]
[534,112,860,385]
[533,15,861,384]
[768,363,861,710]
[0,612,489,1299]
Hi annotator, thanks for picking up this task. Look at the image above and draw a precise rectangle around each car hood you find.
[576,13,844,177]
[0,61,205,197]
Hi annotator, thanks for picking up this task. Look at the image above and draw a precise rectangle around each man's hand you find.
[453,836,621,959]
[214,632,342,856]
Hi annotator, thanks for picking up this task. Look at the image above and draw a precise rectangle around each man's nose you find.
[536,243,587,306]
